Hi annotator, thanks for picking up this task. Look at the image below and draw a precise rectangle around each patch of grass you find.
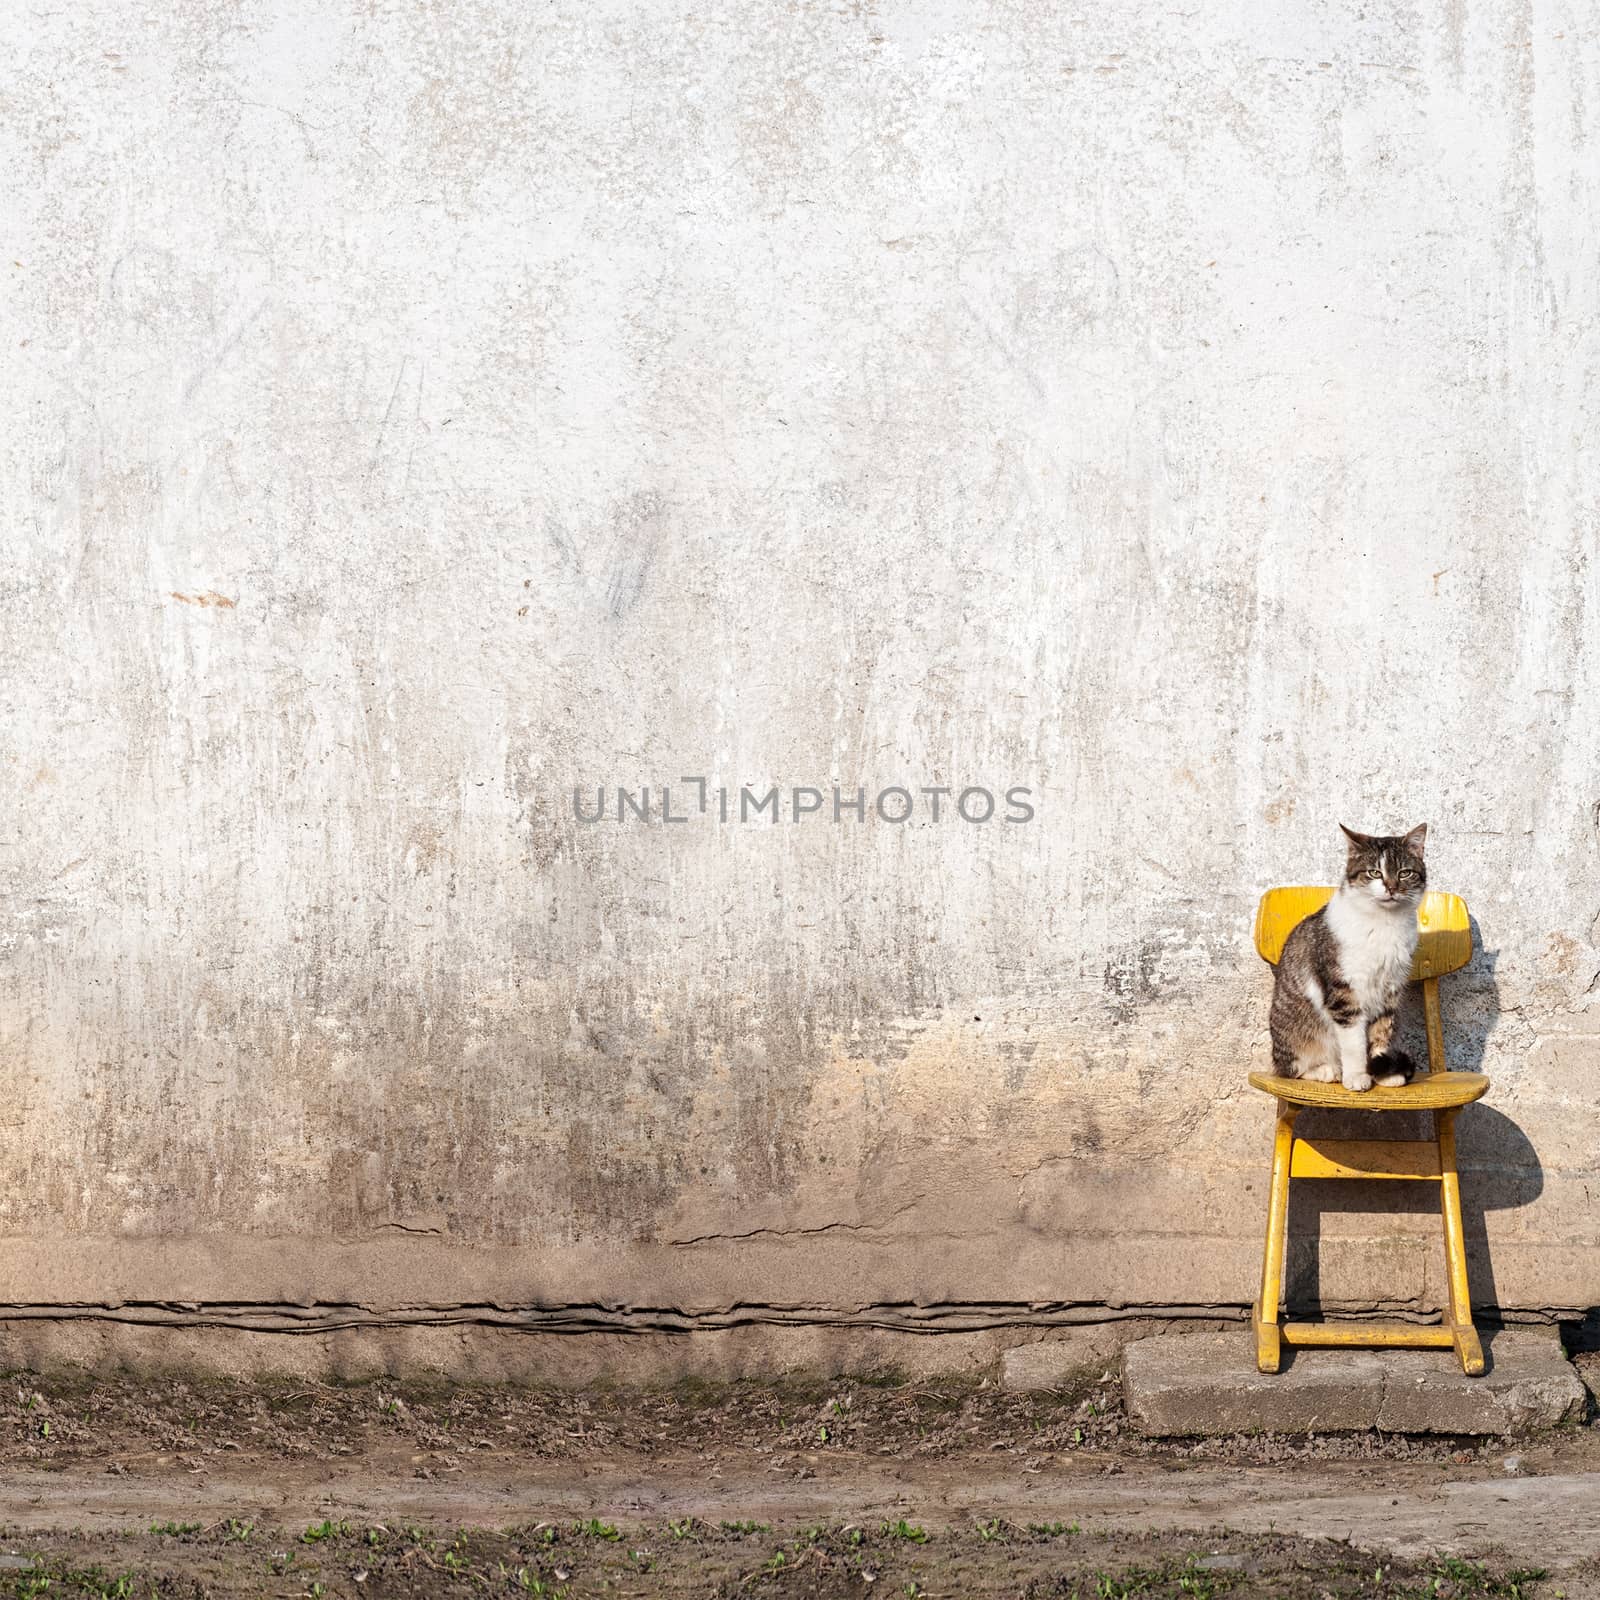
[0,1509,1565,1600]
[1093,1567,1155,1600]
[2,1561,139,1600]
[512,1571,565,1598]
[1407,1557,1550,1598]
[1172,1555,1232,1600]
[148,1520,201,1537]
[300,1518,349,1543]
[1025,1551,1240,1600]
[880,1519,929,1543]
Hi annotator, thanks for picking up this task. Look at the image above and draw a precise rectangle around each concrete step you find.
[1123,1327,1590,1436]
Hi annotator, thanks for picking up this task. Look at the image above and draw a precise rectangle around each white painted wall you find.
[2,0,1597,1350]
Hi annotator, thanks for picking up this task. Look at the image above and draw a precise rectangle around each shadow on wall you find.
[1282,922,1545,1320]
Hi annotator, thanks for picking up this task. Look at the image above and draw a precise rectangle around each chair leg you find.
[1255,1105,1297,1373]
[1437,1108,1485,1376]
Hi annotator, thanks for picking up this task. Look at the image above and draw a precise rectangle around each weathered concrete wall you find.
[3,0,1598,1374]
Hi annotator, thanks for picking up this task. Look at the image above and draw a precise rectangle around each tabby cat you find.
[1268,824,1428,1091]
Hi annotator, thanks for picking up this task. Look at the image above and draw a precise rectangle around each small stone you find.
[1195,1555,1245,1571]
[1503,1454,1524,1474]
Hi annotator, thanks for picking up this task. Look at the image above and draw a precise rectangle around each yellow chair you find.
[1249,887,1488,1376]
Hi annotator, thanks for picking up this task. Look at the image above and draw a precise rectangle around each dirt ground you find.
[0,1354,1597,1598]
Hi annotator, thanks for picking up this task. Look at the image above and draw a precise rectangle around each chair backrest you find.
[1254,887,1472,982]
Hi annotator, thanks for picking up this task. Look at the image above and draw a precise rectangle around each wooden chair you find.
[1249,887,1489,1376]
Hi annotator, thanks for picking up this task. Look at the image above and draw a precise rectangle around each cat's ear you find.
[1339,823,1373,850]
[1403,822,1428,859]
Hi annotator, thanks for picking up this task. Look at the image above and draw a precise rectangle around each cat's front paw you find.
[1342,1072,1375,1093]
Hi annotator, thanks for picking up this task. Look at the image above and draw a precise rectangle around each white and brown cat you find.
[1269,824,1428,1091]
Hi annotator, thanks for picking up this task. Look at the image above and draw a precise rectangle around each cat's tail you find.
[1369,1050,1416,1088]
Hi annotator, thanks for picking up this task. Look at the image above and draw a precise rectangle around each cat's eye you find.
[1363,868,1381,879]
[1400,870,1419,882]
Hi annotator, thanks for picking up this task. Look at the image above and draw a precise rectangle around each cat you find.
[1268,823,1428,1091]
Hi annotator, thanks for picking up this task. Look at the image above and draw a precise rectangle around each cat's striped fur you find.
[1268,824,1428,1092]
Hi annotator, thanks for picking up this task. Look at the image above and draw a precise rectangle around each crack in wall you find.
[667,1220,887,1247]
[667,1200,924,1247]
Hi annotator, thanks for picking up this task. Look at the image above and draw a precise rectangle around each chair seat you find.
[1247,1070,1489,1110]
